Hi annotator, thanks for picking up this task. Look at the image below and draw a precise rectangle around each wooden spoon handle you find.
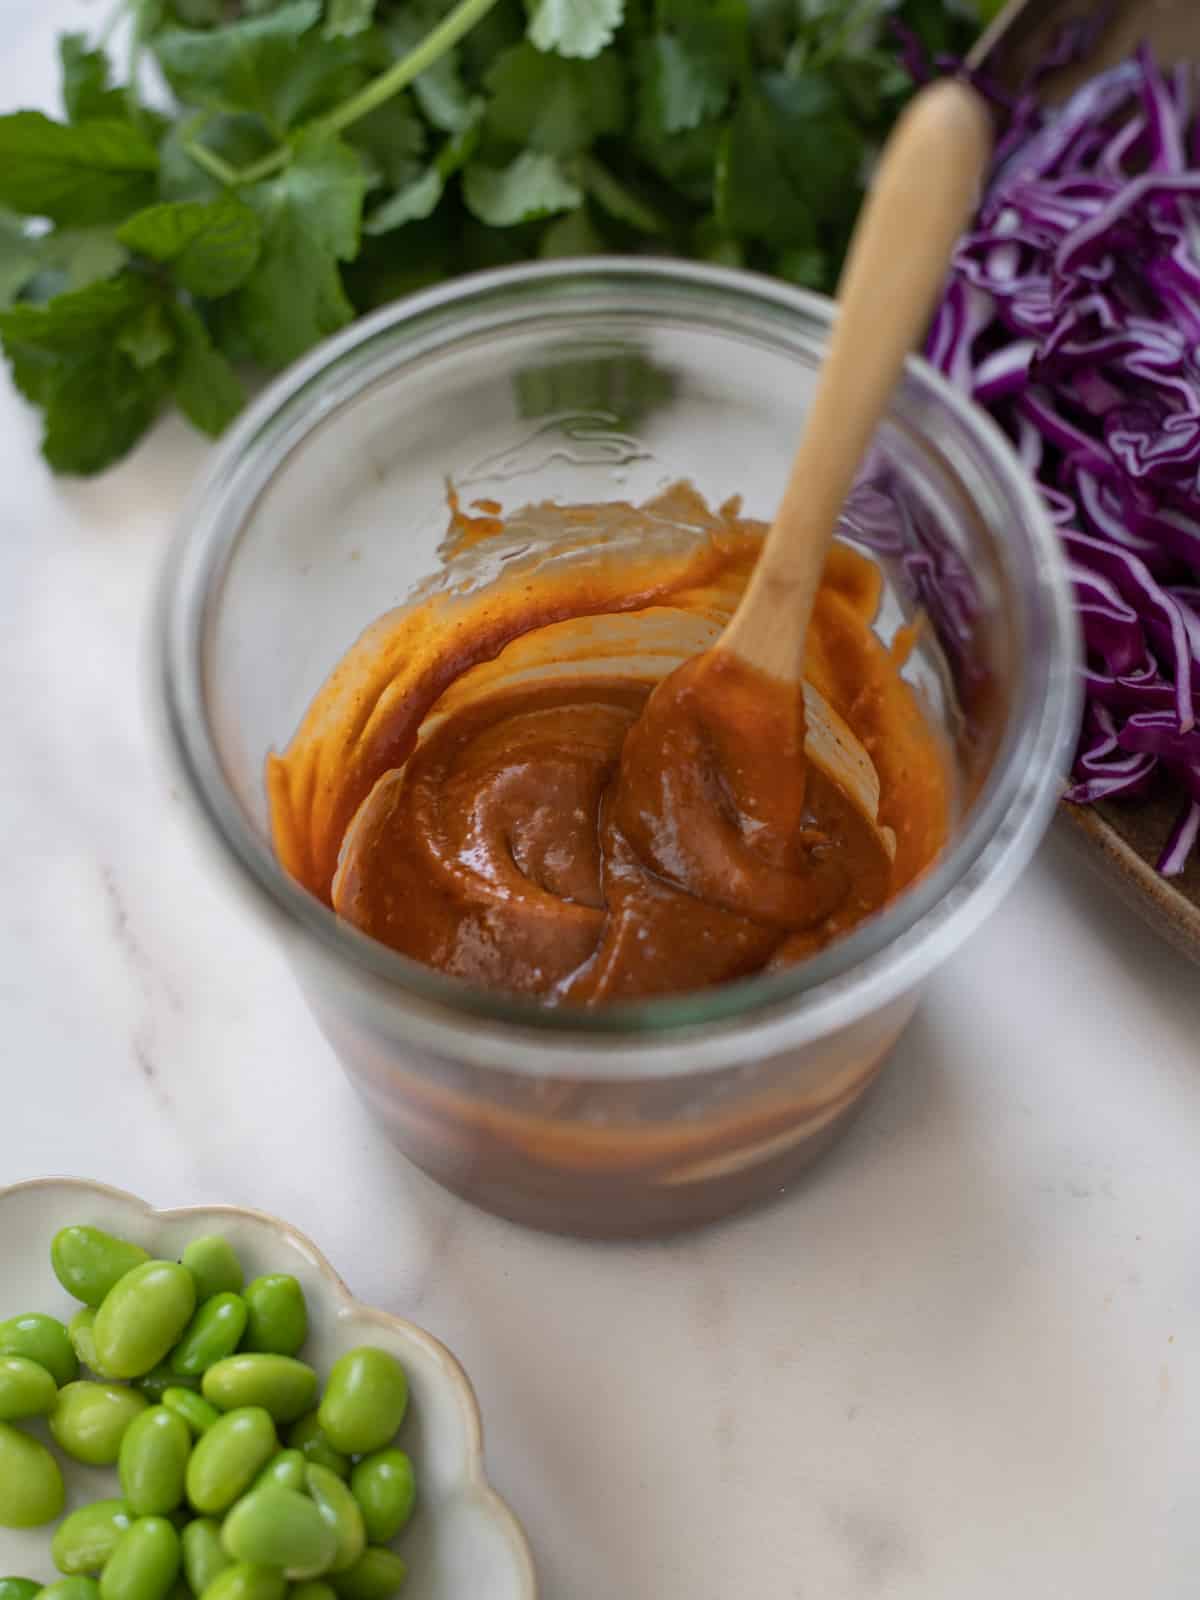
[722,78,994,682]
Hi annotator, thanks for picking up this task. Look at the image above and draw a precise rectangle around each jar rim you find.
[156,257,1080,1072]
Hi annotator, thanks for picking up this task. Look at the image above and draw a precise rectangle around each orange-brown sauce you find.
[268,486,950,1004]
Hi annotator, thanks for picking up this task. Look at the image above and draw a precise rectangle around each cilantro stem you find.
[186,142,241,188]
[576,155,671,238]
[233,0,504,188]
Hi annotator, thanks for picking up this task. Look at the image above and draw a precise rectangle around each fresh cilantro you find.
[238,130,367,368]
[0,0,983,476]
[325,0,378,39]
[152,2,325,131]
[526,0,625,60]
[484,42,624,156]
[463,150,583,226]
[364,115,480,234]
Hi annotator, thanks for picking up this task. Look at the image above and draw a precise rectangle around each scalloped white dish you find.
[0,1179,537,1600]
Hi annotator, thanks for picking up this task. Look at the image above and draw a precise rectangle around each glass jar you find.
[158,260,1079,1236]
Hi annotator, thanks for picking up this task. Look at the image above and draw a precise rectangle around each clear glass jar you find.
[158,260,1079,1236]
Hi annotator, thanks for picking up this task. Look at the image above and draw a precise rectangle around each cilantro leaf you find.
[152,1,323,132]
[0,113,157,226]
[716,71,863,248]
[238,131,367,368]
[170,301,245,436]
[463,151,583,226]
[59,34,128,124]
[641,0,746,134]
[345,97,426,190]
[485,42,625,157]
[325,0,378,38]
[526,0,625,60]
[364,116,480,235]
[118,197,262,297]
[0,213,42,309]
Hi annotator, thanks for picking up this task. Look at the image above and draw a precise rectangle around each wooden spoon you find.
[722,78,995,691]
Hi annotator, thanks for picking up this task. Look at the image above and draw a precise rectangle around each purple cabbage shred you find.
[927,47,1200,877]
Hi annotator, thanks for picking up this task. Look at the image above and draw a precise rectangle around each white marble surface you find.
[4,6,1200,1596]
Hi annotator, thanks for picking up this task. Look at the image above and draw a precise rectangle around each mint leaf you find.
[463,151,582,226]
[346,98,426,190]
[0,213,42,308]
[0,273,167,474]
[118,197,262,296]
[485,42,625,157]
[117,301,177,370]
[716,71,862,247]
[152,1,323,130]
[39,347,167,474]
[526,0,624,59]
[364,117,480,235]
[0,113,157,225]
[59,34,128,124]
[35,226,129,294]
[238,131,366,368]
[0,274,150,350]
[170,301,244,436]
[325,0,377,38]
[159,115,276,204]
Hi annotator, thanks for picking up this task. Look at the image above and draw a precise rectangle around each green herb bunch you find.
[0,0,993,476]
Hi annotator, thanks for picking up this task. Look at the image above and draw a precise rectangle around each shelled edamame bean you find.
[0,1224,416,1600]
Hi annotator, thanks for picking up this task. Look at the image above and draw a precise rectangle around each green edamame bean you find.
[69,1309,113,1376]
[202,1356,316,1424]
[180,1237,244,1302]
[100,1517,180,1600]
[287,1413,349,1478]
[290,1585,336,1600]
[306,1466,365,1575]
[195,1565,285,1600]
[185,1407,277,1515]
[136,1368,199,1403]
[255,1448,307,1493]
[180,1519,230,1598]
[42,1581,102,1600]
[0,1313,77,1386]
[0,1354,57,1420]
[52,1500,134,1574]
[119,1407,191,1515]
[52,1227,151,1308]
[349,1451,415,1544]
[318,1350,408,1456]
[169,1297,247,1378]
[241,1278,307,1357]
[95,1263,196,1380]
[0,1420,65,1526]
[51,1382,149,1466]
[328,1549,407,1600]
[0,1581,41,1600]
[162,1389,221,1437]
[221,1486,337,1579]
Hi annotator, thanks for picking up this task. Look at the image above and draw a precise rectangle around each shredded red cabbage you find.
[927,48,1200,877]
